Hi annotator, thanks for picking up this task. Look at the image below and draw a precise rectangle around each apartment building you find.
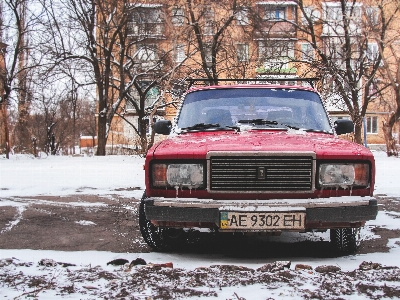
[105,0,399,151]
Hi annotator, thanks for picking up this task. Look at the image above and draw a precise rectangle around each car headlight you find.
[152,163,204,188]
[319,163,369,188]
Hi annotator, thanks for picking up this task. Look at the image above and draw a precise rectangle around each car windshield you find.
[176,88,333,133]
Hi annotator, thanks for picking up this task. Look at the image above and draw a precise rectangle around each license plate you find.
[220,212,305,230]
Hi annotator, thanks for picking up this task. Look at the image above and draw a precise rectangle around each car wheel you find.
[139,193,184,251]
[330,228,360,254]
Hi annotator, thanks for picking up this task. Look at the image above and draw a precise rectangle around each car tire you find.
[330,228,360,254]
[139,193,184,251]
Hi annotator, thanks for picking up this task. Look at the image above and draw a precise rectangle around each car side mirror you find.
[334,119,354,135]
[153,120,172,135]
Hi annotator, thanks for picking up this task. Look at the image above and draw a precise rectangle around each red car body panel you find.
[145,130,375,200]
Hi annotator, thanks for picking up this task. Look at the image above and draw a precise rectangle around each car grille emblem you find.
[257,167,266,180]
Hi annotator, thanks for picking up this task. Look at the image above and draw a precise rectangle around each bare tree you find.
[13,0,32,153]
[59,64,92,154]
[376,1,400,156]
[40,0,194,154]
[173,0,257,84]
[40,0,173,155]
[0,1,9,157]
[38,0,119,155]
[0,0,31,157]
[30,74,96,156]
[0,38,9,157]
[294,0,395,145]
[113,3,192,153]
[31,90,59,155]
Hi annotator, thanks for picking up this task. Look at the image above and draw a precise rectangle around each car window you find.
[176,88,332,132]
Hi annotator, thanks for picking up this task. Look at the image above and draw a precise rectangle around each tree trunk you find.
[15,104,31,152]
[140,133,148,155]
[139,118,148,155]
[96,115,107,156]
[383,112,399,157]
[0,102,10,159]
[148,128,156,150]
[353,115,363,145]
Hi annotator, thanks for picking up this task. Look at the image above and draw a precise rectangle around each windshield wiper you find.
[282,123,331,134]
[238,119,328,133]
[225,125,241,132]
[282,124,301,130]
[181,123,241,133]
[238,119,278,126]
[181,123,221,131]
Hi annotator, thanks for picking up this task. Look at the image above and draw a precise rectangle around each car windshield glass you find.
[176,88,332,133]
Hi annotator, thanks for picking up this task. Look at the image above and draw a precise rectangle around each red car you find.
[140,83,377,254]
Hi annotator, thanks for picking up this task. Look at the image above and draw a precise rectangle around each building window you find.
[172,7,185,26]
[258,40,295,73]
[236,7,249,25]
[264,6,286,20]
[366,7,380,26]
[258,40,294,59]
[175,44,185,63]
[323,37,345,65]
[131,6,164,36]
[325,5,342,23]
[366,116,378,134]
[301,6,321,24]
[142,82,161,109]
[135,7,163,24]
[137,45,157,61]
[237,44,249,62]
[203,9,214,35]
[136,45,158,68]
[204,44,213,65]
[126,83,161,111]
[368,80,379,98]
[367,43,379,61]
[301,43,314,61]
[324,3,361,23]
[325,76,352,97]
[322,2,362,36]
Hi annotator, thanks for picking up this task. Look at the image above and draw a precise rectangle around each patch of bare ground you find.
[0,195,150,253]
[0,195,399,256]
[356,196,400,254]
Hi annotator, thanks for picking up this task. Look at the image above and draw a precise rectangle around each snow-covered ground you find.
[1,150,400,299]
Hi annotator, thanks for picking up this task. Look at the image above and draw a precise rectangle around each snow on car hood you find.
[151,130,373,160]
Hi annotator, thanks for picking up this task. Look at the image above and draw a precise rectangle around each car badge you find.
[257,167,266,180]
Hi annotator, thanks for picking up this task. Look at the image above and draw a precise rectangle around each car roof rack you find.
[186,77,320,89]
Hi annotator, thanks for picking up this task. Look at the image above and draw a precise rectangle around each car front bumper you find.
[144,196,378,231]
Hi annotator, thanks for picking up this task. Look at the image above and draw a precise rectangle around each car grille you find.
[208,153,315,193]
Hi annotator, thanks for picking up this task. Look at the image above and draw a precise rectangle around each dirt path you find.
[0,195,150,253]
[0,194,399,256]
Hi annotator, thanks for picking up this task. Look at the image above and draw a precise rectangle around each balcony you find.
[256,59,297,75]
[256,21,296,38]
[127,22,165,39]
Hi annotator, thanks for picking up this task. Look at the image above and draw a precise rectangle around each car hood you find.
[150,130,373,160]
